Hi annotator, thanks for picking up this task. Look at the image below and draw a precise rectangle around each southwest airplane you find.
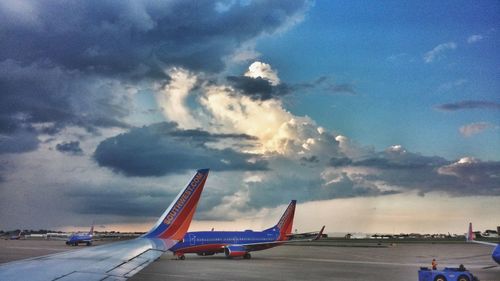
[170,200,325,259]
[65,224,94,246]
[467,222,500,265]
[9,230,23,240]
[0,169,210,281]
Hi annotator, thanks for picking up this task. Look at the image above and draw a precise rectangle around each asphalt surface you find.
[0,239,498,281]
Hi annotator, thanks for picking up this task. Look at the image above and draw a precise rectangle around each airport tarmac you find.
[0,239,498,280]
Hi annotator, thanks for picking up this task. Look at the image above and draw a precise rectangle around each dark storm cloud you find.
[436,160,500,195]
[328,83,357,95]
[227,76,291,100]
[292,76,358,95]
[0,0,309,152]
[94,122,267,176]
[68,181,231,218]
[0,1,309,76]
[329,157,353,167]
[56,141,83,155]
[328,150,500,196]
[300,155,319,163]
[0,127,39,154]
[68,187,172,217]
[169,129,258,142]
[0,59,131,149]
[227,75,357,100]
[435,100,500,111]
[244,172,399,210]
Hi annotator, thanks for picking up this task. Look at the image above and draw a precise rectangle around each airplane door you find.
[189,234,196,246]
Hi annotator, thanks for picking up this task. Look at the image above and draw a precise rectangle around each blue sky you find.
[0,1,498,233]
[256,1,500,160]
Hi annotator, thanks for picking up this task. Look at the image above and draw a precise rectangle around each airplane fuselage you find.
[493,244,500,264]
[66,234,93,246]
[170,228,283,256]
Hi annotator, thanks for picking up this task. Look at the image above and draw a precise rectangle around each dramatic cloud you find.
[459,122,495,137]
[437,157,500,194]
[423,42,457,63]
[156,68,200,129]
[435,100,500,111]
[1,1,498,231]
[0,1,310,76]
[467,34,484,44]
[0,59,133,152]
[327,146,500,197]
[0,0,310,153]
[94,122,267,177]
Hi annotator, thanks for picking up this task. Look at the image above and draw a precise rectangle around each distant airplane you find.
[467,222,500,265]
[170,200,325,260]
[65,224,94,246]
[0,169,210,281]
[9,230,23,240]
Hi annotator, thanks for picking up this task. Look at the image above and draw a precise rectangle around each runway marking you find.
[5,246,66,251]
[270,256,492,269]
[131,272,232,281]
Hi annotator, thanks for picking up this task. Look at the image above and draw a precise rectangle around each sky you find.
[0,0,499,235]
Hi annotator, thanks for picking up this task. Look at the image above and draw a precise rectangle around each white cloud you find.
[423,42,457,63]
[459,122,494,137]
[244,61,280,86]
[437,79,467,93]
[227,42,261,63]
[200,84,326,155]
[156,68,201,129]
[386,145,407,154]
[467,34,483,44]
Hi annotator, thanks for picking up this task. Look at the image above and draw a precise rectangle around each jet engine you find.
[223,245,247,257]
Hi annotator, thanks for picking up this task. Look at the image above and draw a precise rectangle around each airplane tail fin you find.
[88,223,94,236]
[142,169,209,241]
[265,200,296,241]
[314,226,325,241]
[466,222,475,242]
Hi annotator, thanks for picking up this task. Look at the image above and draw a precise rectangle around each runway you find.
[0,240,498,280]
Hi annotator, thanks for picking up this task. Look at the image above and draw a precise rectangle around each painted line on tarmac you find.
[271,256,490,269]
[132,272,231,281]
[5,246,66,251]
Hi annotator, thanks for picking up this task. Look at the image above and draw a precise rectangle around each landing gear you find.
[86,241,92,246]
[175,253,186,260]
[243,253,251,259]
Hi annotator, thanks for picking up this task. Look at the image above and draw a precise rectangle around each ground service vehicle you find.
[418,267,479,281]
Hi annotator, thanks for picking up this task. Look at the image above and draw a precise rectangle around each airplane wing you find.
[0,169,210,281]
[240,226,325,252]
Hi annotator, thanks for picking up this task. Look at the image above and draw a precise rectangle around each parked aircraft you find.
[65,224,94,246]
[8,231,23,240]
[467,222,500,265]
[170,200,325,259]
[0,169,210,281]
